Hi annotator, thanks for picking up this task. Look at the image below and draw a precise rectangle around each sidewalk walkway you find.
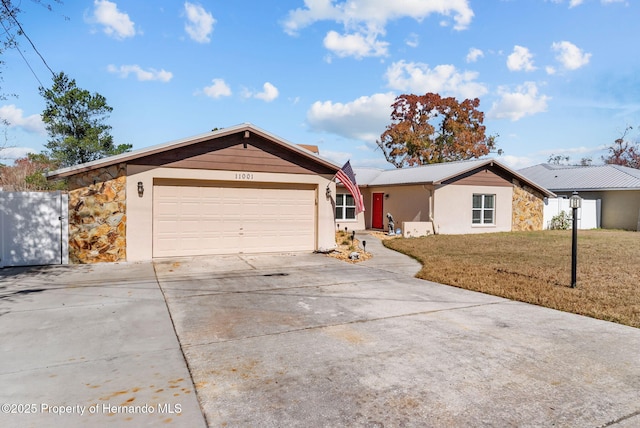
[355,231,422,276]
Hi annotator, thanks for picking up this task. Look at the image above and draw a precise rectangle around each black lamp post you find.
[569,191,582,288]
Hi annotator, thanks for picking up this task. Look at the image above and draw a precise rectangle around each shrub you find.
[549,210,571,230]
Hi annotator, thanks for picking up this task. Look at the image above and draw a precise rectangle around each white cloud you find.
[283,0,474,58]
[0,146,37,161]
[548,0,583,7]
[537,144,608,157]
[107,64,173,82]
[306,92,396,142]
[323,30,389,58]
[203,78,232,98]
[254,82,279,102]
[466,47,484,63]
[283,0,474,35]
[319,149,353,167]
[551,0,625,5]
[385,60,487,99]
[489,82,550,121]
[91,0,136,39]
[184,2,215,43]
[405,33,419,48]
[507,45,536,72]
[551,41,591,70]
[499,154,539,170]
[0,105,46,134]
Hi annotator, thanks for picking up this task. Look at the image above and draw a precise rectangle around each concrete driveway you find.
[1,234,639,427]
[0,262,206,428]
[153,235,640,427]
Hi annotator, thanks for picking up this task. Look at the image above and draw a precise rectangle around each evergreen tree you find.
[39,72,131,167]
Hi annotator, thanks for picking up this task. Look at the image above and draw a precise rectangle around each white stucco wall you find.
[126,165,337,261]
[337,185,433,232]
[433,184,513,234]
[369,185,432,227]
[335,191,366,231]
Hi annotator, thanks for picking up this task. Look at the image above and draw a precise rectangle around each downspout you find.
[423,185,437,235]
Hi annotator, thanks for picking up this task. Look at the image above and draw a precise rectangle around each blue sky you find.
[1,0,638,169]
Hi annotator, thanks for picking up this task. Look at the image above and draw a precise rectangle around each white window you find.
[336,193,356,220]
[472,194,495,225]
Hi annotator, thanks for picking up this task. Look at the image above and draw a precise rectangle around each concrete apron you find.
[0,262,206,428]
[1,236,639,428]
[154,248,640,427]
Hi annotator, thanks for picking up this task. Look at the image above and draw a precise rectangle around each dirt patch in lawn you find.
[384,230,640,328]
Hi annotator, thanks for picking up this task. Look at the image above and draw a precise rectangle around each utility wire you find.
[1,0,56,79]
[0,18,43,87]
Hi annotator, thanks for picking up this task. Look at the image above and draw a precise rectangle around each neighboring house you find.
[519,163,640,231]
[336,159,554,235]
[46,123,340,264]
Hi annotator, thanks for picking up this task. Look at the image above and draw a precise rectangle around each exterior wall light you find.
[137,181,144,197]
[326,185,332,198]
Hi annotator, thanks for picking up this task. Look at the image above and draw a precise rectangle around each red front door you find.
[372,193,384,229]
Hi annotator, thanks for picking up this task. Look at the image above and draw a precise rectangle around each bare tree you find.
[547,154,570,165]
[602,126,640,169]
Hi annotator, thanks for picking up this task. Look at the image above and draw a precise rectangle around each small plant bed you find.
[328,230,372,263]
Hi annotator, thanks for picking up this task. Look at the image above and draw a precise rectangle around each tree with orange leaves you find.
[376,93,499,168]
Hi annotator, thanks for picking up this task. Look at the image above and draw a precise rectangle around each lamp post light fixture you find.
[569,191,582,288]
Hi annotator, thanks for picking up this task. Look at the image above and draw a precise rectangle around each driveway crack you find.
[152,262,209,427]
[181,300,507,349]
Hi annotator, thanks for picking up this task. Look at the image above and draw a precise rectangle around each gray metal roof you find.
[352,159,554,197]
[362,159,492,186]
[518,163,640,191]
[46,123,341,179]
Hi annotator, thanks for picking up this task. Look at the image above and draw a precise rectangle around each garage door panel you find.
[153,185,315,257]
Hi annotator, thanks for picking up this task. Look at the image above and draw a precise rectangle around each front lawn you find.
[383,230,640,328]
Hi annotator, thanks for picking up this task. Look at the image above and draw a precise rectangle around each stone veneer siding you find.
[512,183,544,231]
[67,163,126,263]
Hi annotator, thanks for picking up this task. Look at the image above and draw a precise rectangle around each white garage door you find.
[153,184,316,257]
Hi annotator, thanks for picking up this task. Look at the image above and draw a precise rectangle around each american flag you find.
[336,160,365,214]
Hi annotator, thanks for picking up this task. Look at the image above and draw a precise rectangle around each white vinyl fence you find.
[0,191,69,268]
[544,197,601,230]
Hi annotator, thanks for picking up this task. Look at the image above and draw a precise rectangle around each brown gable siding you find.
[131,132,335,175]
[443,166,512,187]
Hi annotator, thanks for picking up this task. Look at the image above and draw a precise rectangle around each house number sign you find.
[234,173,254,180]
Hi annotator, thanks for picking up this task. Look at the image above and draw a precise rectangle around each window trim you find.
[472,193,496,226]
[335,193,357,221]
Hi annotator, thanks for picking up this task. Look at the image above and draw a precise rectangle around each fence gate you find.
[0,191,69,268]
